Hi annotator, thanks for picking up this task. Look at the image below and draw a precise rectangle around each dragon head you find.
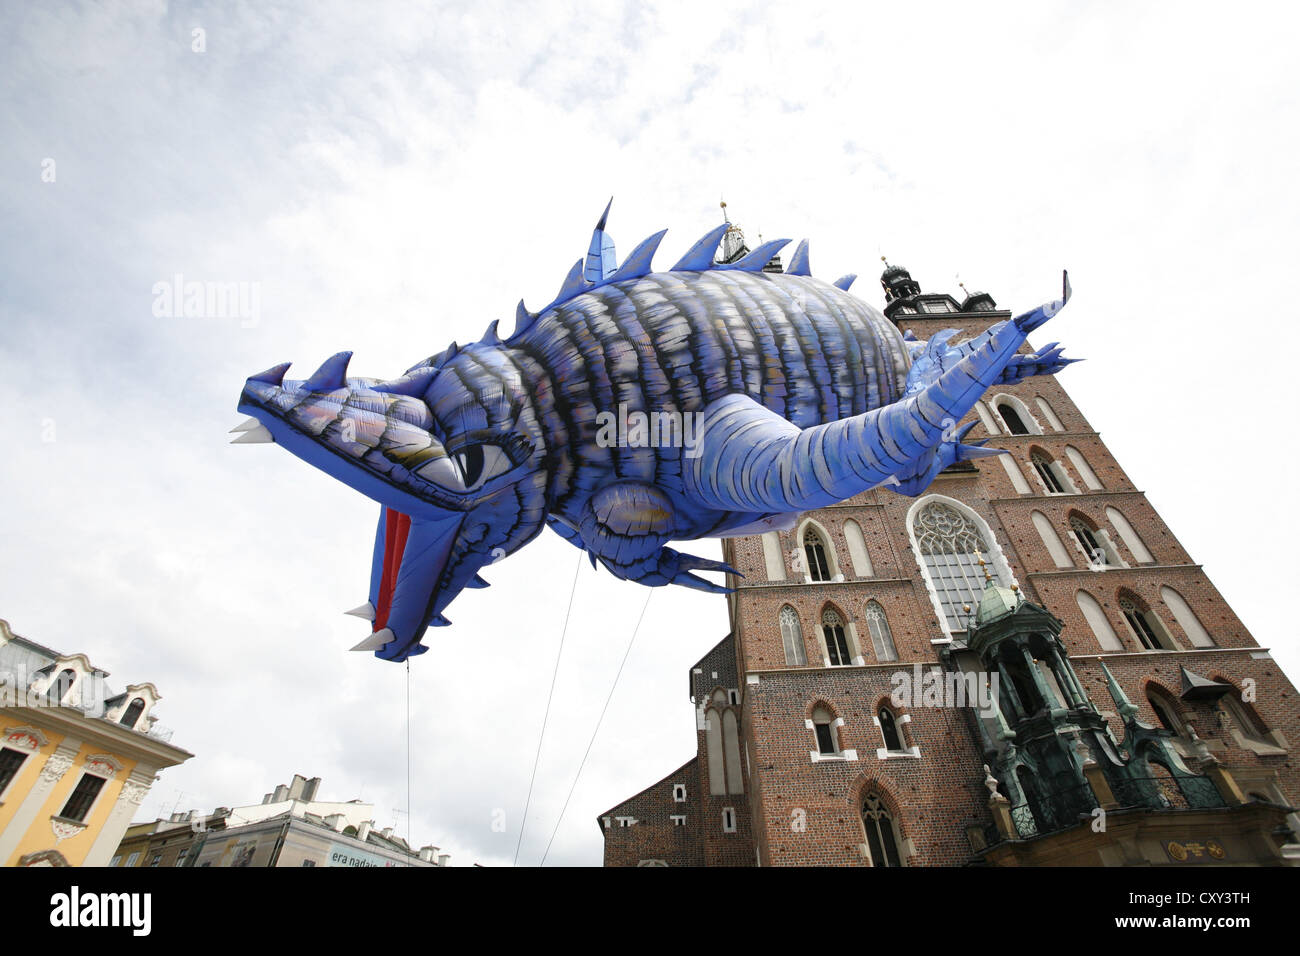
[234,344,549,662]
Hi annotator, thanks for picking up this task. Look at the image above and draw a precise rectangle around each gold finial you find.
[975,549,993,583]
[962,604,972,613]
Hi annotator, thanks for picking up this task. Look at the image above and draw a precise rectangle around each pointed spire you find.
[1100,661,1140,720]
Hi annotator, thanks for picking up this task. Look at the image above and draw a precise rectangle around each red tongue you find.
[373,508,412,630]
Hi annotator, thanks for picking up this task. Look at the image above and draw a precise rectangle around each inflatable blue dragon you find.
[233,203,1074,662]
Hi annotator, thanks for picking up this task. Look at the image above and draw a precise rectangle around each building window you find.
[1031,451,1071,494]
[1119,594,1170,650]
[721,808,737,833]
[778,605,806,665]
[110,855,122,867]
[301,859,317,867]
[670,815,686,826]
[60,773,107,823]
[1221,693,1269,743]
[120,697,146,729]
[878,707,904,752]
[1070,515,1119,567]
[812,704,838,755]
[1148,690,1185,734]
[672,783,687,803]
[124,851,141,868]
[997,402,1032,435]
[176,848,188,867]
[803,528,832,582]
[0,747,27,796]
[822,608,851,666]
[912,499,1005,632]
[863,600,898,662]
[861,794,903,867]
[47,668,77,704]
[149,853,162,867]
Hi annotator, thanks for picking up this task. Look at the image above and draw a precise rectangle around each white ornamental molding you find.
[2,725,48,752]
[50,817,87,844]
[84,755,122,778]
[120,780,149,806]
[38,751,75,787]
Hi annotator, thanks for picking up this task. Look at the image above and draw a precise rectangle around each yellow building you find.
[0,618,191,867]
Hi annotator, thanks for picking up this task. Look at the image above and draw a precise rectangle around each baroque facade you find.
[600,256,1299,867]
[0,617,192,867]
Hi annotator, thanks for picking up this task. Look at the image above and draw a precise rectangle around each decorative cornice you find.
[2,725,49,751]
[38,749,76,787]
[84,754,123,777]
[50,816,87,844]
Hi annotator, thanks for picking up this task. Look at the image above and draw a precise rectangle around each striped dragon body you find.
[235,205,1075,663]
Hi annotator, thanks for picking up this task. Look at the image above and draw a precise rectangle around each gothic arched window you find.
[861,794,904,867]
[1119,592,1172,651]
[779,606,807,666]
[812,703,838,755]
[1031,451,1071,494]
[863,600,898,662]
[803,528,832,582]
[997,402,1031,435]
[912,500,1003,632]
[878,706,904,752]
[822,608,851,667]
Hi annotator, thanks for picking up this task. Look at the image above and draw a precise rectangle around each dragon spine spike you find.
[373,365,438,396]
[670,222,731,271]
[718,238,790,272]
[229,416,261,433]
[467,574,490,589]
[786,239,812,276]
[248,362,291,386]
[344,602,376,620]
[429,613,452,627]
[832,274,857,291]
[607,229,669,282]
[304,351,353,391]
[479,319,501,346]
[585,197,617,283]
[551,259,589,309]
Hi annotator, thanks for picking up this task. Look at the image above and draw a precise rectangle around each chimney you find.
[357,820,372,842]
[288,774,308,800]
[302,776,321,802]
[381,826,393,839]
[419,846,435,862]
[437,854,450,867]
[324,813,346,832]
[272,784,289,802]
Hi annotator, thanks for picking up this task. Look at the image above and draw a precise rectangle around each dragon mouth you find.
[355,506,466,661]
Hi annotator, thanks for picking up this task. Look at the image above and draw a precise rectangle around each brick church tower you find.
[599,248,1300,867]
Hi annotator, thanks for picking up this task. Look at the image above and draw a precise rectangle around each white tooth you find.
[230,425,274,444]
[229,416,262,433]
[351,628,393,652]
[345,602,376,621]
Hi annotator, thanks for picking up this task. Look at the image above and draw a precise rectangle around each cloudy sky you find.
[2,1,1297,866]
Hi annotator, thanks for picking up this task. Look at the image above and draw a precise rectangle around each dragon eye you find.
[416,444,512,493]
